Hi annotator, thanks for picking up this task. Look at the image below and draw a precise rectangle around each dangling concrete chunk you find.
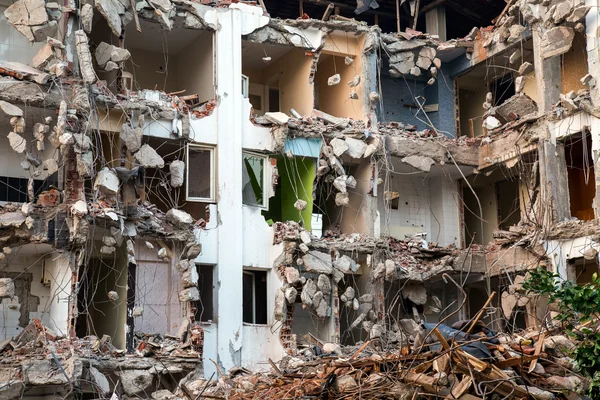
[302,251,333,274]
[135,144,165,168]
[170,160,185,188]
[540,26,575,59]
[0,101,23,117]
[75,30,96,84]
[120,124,142,153]
[344,138,367,158]
[94,167,120,195]
[166,209,193,227]
[7,132,27,154]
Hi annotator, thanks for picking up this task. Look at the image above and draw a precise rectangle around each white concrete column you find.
[215,7,244,372]
[586,0,600,106]
[47,253,72,337]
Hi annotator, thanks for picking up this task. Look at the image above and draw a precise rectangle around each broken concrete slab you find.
[519,61,534,76]
[264,112,289,125]
[327,74,341,86]
[117,370,154,396]
[0,212,26,228]
[401,155,435,172]
[135,144,165,168]
[81,3,94,33]
[495,94,538,122]
[541,26,575,59]
[340,286,355,302]
[95,0,125,37]
[94,167,120,195]
[515,76,525,93]
[3,0,50,42]
[333,175,347,193]
[302,251,333,274]
[389,52,415,76]
[300,230,311,245]
[181,267,199,288]
[335,192,350,206]
[301,278,317,306]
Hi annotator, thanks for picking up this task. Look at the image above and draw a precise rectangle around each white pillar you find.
[215,7,244,372]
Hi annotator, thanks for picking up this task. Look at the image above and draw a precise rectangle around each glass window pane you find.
[242,153,264,206]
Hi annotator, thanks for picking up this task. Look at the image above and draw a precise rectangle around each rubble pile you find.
[178,323,587,399]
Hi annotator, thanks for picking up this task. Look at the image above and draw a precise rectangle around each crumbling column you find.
[532,27,562,114]
[538,140,571,225]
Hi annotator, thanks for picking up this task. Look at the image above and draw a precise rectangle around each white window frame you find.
[242,74,249,98]
[242,151,268,209]
[186,143,216,203]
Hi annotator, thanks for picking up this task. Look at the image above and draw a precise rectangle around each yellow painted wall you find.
[458,88,486,137]
[176,32,215,103]
[263,48,314,117]
[521,71,538,103]
[562,32,587,94]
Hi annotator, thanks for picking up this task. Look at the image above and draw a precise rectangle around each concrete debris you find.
[322,342,341,355]
[166,209,193,227]
[344,56,354,65]
[416,47,435,70]
[74,31,96,84]
[0,101,23,117]
[284,286,297,303]
[348,75,361,87]
[401,155,435,172]
[135,144,165,168]
[185,243,202,259]
[515,76,525,94]
[95,0,125,37]
[333,175,347,193]
[274,288,286,321]
[170,160,185,188]
[181,267,199,288]
[264,112,290,125]
[179,287,200,302]
[158,247,169,260]
[81,3,94,33]
[336,375,358,392]
[495,94,537,122]
[302,251,333,274]
[100,245,116,254]
[327,74,341,86]
[107,291,119,301]
[541,26,575,59]
[7,132,27,154]
[344,138,367,158]
[410,66,421,77]
[118,370,154,396]
[509,49,521,65]
[483,115,501,130]
[0,279,15,297]
[389,52,415,76]
[340,286,355,302]
[335,192,350,206]
[301,279,317,306]
[333,254,357,273]
[294,199,307,210]
[330,137,349,157]
[299,243,309,253]
[103,44,131,63]
[581,73,595,87]
[120,124,143,153]
[3,0,57,42]
[94,167,120,196]
[317,274,331,294]
[300,230,311,244]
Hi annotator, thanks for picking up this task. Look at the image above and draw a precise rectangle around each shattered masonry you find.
[0,0,599,398]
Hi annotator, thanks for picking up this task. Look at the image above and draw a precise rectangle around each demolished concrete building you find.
[0,0,599,397]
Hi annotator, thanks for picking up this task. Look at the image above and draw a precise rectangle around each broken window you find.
[242,152,267,208]
[242,270,267,325]
[565,131,595,221]
[194,265,215,323]
[186,144,215,203]
[567,257,600,285]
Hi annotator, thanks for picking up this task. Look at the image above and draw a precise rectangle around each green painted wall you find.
[275,156,316,231]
